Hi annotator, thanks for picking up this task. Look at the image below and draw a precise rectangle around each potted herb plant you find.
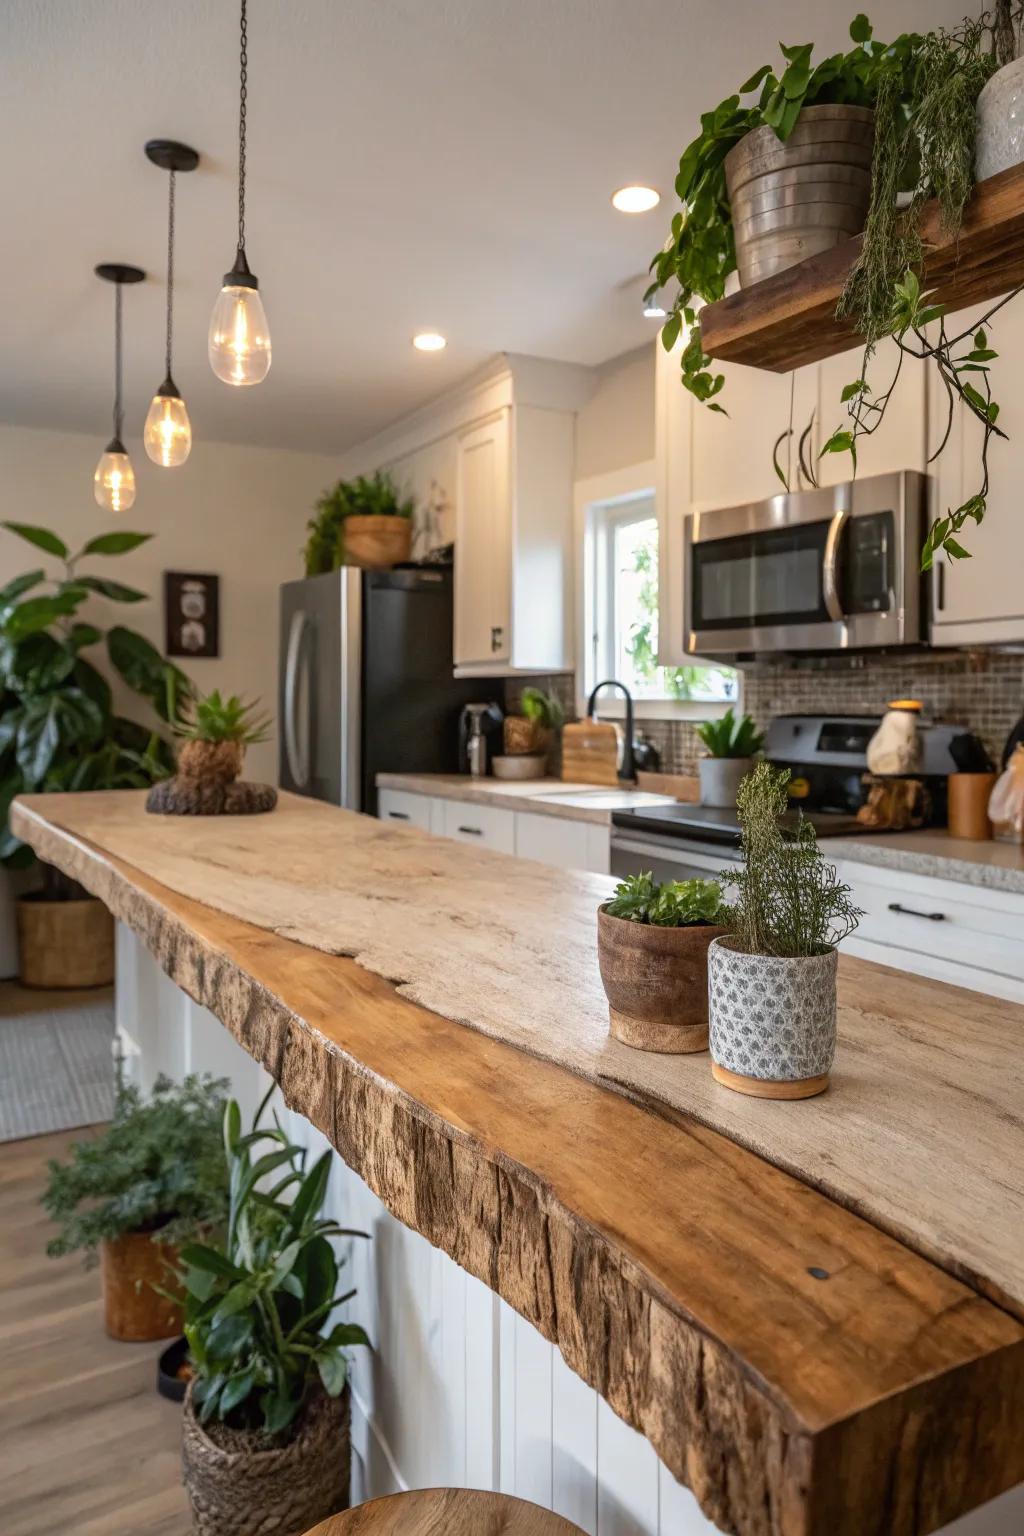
[179,1090,369,1536]
[42,1074,230,1341]
[708,763,861,1099]
[0,521,188,986]
[597,872,728,1053]
[304,471,414,573]
[502,685,565,758]
[695,708,764,809]
[147,690,276,816]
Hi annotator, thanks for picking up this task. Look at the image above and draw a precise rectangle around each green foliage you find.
[42,1074,231,1261]
[520,686,565,731]
[0,523,192,868]
[606,871,726,927]
[647,16,910,406]
[303,472,415,576]
[695,708,764,759]
[724,762,861,957]
[180,1089,370,1437]
[176,689,272,746]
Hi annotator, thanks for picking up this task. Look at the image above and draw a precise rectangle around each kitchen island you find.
[12,790,1024,1536]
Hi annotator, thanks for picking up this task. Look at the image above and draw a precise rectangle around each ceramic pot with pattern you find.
[707,937,837,1099]
[975,57,1024,182]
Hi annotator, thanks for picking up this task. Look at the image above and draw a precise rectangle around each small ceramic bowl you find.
[491,754,548,781]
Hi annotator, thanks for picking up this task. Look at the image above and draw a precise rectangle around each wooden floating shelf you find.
[699,161,1024,372]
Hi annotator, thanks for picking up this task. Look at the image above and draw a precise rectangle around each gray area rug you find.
[0,983,115,1142]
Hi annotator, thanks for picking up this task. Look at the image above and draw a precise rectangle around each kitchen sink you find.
[532,789,675,809]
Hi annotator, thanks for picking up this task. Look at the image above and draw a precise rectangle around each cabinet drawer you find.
[378,789,433,833]
[515,811,609,873]
[440,798,516,855]
[836,860,1024,983]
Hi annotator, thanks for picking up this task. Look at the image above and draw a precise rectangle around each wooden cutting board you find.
[560,720,621,786]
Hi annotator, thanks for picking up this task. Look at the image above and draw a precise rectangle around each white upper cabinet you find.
[455,411,513,668]
[815,338,928,484]
[929,295,1024,644]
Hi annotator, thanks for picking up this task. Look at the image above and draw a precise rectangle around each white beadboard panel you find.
[552,1350,598,1535]
[499,1298,518,1495]
[658,1463,721,1535]
[513,1312,554,1509]
[596,1396,660,1536]
[439,1251,470,1487]
[466,1274,500,1490]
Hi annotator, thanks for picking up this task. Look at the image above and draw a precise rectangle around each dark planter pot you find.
[182,1383,351,1536]
[157,1336,191,1402]
[597,905,727,1053]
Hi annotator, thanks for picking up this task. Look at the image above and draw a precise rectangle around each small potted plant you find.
[597,872,729,1053]
[179,1090,369,1536]
[495,686,565,779]
[708,763,861,1099]
[147,690,276,816]
[695,708,764,808]
[42,1074,229,1341]
[304,471,414,573]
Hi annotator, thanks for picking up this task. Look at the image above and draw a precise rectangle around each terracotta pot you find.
[597,905,726,1053]
[17,895,114,988]
[182,1383,351,1536]
[707,937,836,1099]
[725,105,874,286]
[101,1229,183,1342]
[698,756,752,809]
[341,515,411,569]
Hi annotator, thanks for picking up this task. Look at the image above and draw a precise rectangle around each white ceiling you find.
[3,0,965,456]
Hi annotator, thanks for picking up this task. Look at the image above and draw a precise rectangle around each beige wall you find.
[574,344,655,481]
[0,424,337,783]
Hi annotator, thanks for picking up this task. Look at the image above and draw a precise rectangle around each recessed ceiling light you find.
[612,185,660,214]
[413,332,447,352]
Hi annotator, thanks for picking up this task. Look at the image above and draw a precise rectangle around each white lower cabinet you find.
[514,811,610,874]
[377,792,611,873]
[440,797,517,855]
[377,789,435,833]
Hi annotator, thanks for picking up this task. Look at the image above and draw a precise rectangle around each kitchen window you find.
[588,494,736,709]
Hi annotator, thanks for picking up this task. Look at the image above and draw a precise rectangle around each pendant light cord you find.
[113,281,124,444]
[165,169,176,380]
[237,0,247,256]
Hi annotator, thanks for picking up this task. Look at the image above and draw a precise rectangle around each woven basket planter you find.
[341,515,411,569]
[182,1383,350,1536]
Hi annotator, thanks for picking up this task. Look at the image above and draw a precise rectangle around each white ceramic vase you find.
[698,756,752,809]
[976,57,1024,182]
[707,937,837,1099]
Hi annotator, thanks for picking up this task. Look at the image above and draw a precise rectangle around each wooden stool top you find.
[305,1488,586,1535]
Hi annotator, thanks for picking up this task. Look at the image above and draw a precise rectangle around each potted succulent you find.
[0,521,188,986]
[708,763,861,1099]
[147,690,276,816]
[695,708,764,809]
[304,471,414,573]
[179,1090,369,1536]
[42,1074,230,1341]
[597,873,729,1053]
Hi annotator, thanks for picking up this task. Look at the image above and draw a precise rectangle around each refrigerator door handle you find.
[284,610,311,789]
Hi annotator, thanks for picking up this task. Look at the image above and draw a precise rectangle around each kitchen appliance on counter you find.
[458,702,504,776]
[610,712,972,882]
[279,565,485,815]
[683,470,927,662]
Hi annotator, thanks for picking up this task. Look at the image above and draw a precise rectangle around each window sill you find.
[577,698,734,724]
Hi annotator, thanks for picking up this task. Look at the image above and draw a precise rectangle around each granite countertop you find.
[828,829,1024,896]
[375,771,677,824]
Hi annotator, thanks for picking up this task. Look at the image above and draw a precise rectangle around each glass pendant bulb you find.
[144,379,192,466]
[209,251,271,386]
[94,438,136,513]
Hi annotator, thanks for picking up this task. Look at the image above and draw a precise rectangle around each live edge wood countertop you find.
[12,791,1024,1536]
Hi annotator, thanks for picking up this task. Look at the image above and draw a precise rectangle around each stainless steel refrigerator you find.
[279,565,486,814]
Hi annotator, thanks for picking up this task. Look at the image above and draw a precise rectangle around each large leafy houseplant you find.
[180,1089,369,1437]
[42,1073,231,1262]
[0,521,190,877]
[303,471,414,576]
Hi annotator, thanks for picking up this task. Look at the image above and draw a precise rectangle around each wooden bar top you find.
[12,791,1024,1536]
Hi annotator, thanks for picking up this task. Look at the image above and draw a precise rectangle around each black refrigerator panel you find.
[360,567,489,815]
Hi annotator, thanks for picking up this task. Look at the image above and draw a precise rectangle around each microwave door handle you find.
[822,507,849,622]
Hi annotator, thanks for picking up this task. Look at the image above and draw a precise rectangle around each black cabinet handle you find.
[888,902,946,922]
[458,825,483,836]
[387,811,410,821]
[490,626,504,653]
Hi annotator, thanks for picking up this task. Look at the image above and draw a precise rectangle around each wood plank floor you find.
[0,1128,190,1535]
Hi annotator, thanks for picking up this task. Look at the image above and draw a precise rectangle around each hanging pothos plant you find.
[648,9,1022,569]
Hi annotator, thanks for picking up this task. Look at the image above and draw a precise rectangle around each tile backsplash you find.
[506,652,1024,777]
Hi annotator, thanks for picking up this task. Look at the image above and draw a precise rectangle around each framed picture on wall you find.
[164,572,220,658]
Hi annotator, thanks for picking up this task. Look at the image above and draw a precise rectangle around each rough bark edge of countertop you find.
[14,800,1024,1536]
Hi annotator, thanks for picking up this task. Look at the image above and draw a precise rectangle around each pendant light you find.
[208,0,271,386]
[94,264,145,513]
[144,140,199,466]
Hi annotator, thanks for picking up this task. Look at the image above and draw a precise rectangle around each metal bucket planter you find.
[725,105,875,287]
[698,756,752,809]
[976,57,1024,181]
[707,937,837,1098]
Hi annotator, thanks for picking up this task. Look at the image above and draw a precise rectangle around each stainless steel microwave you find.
[683,470,927,661]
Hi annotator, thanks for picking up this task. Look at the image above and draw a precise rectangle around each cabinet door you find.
[691,359,818,510]
[455,411,512,668]
[378,788,433,833]
[439,797,516,855]
[929,295,1024,640]
[515,811,609,873]
[816,338,928,485]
